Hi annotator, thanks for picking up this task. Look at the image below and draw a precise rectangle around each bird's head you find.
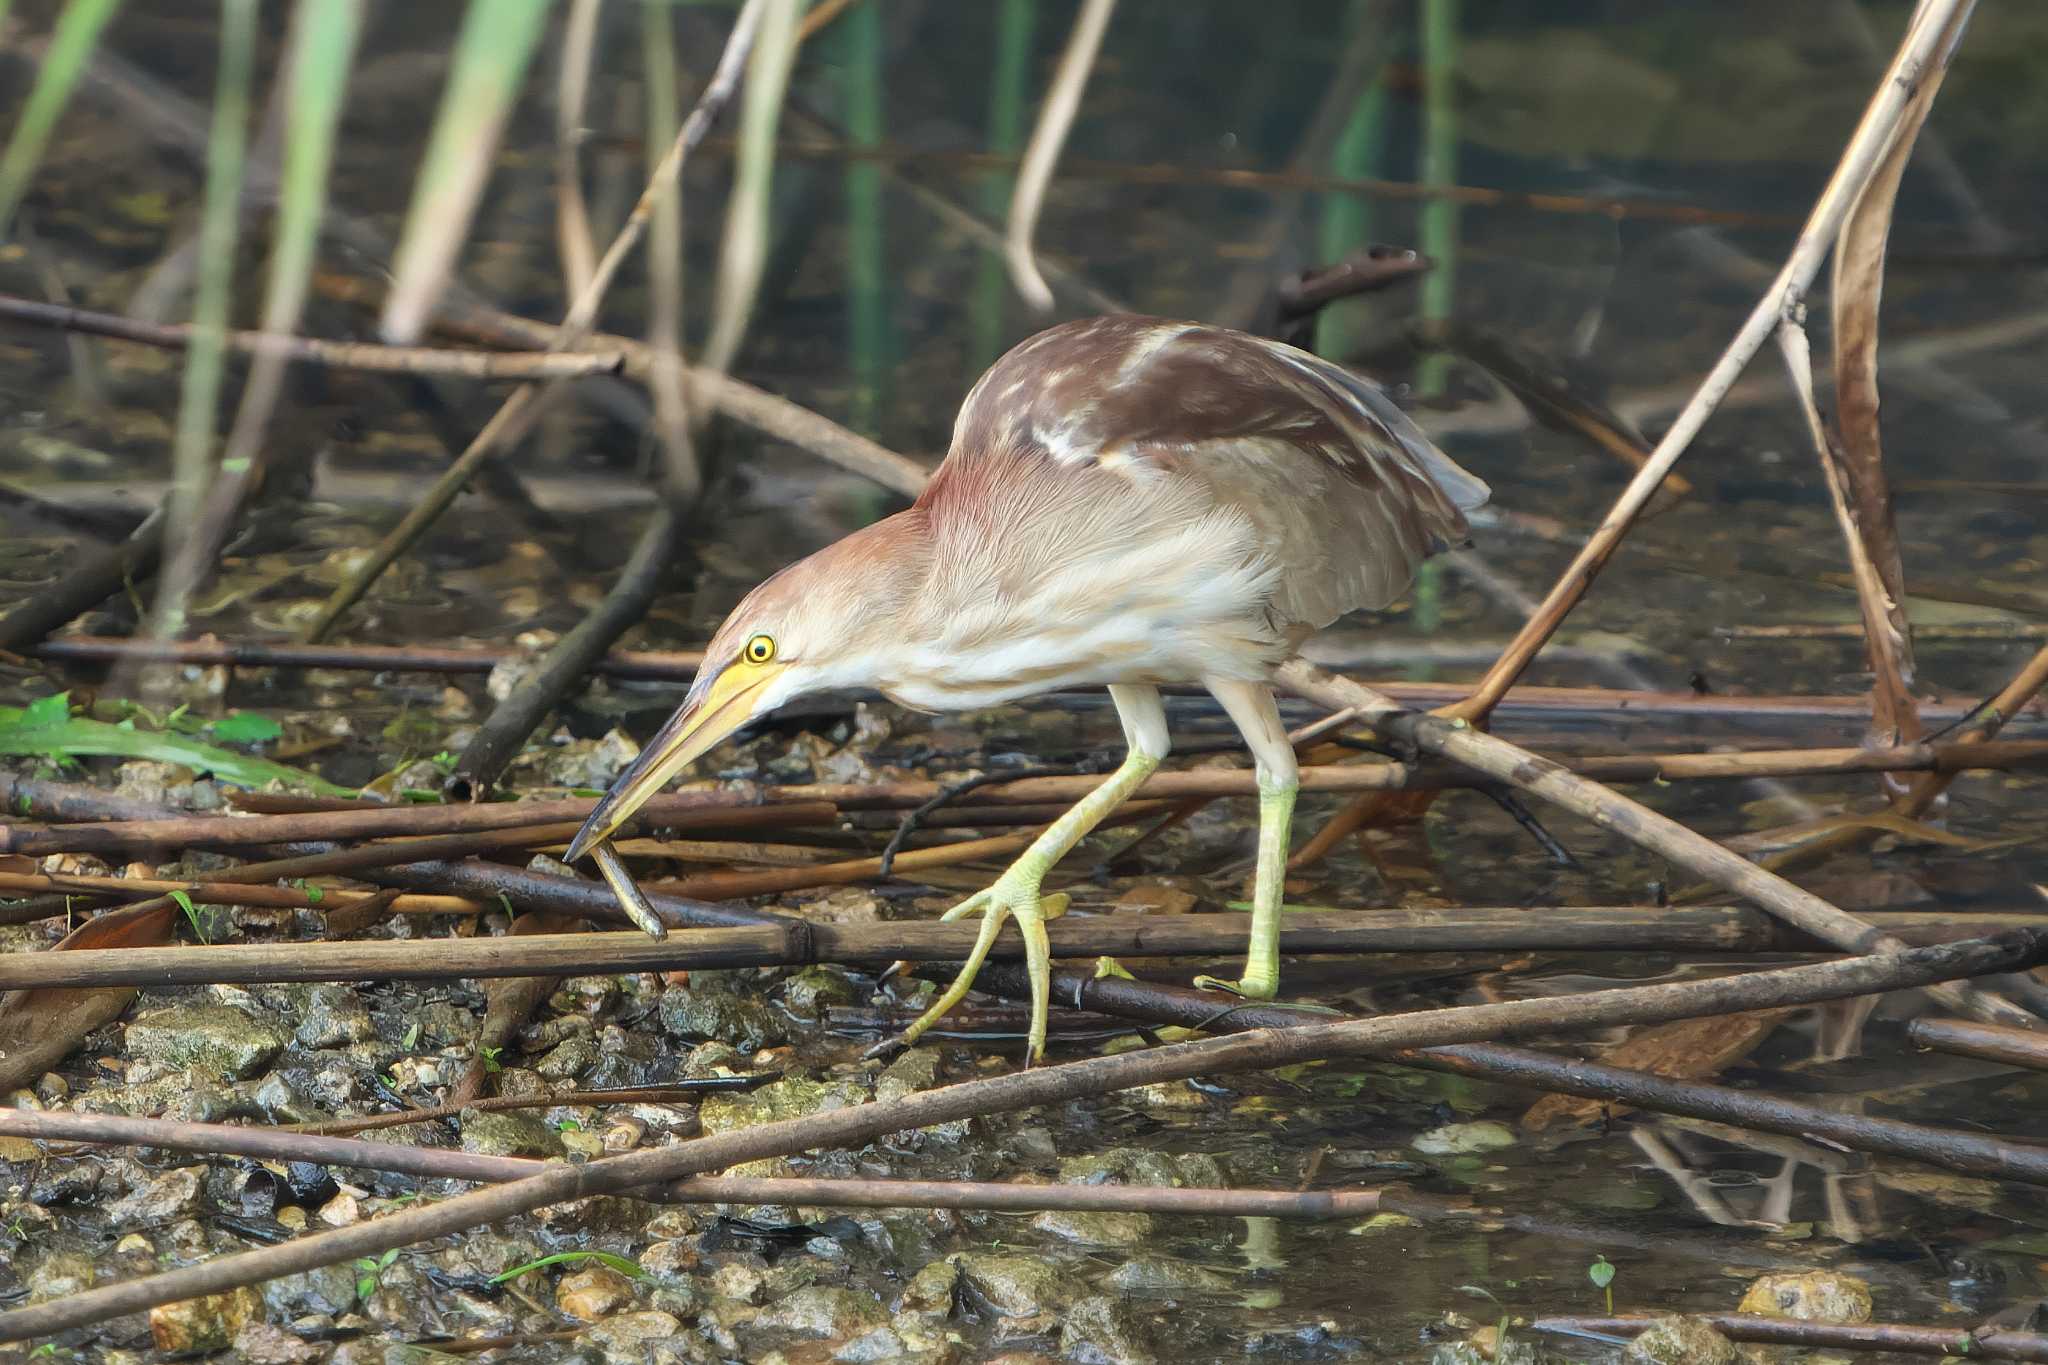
[566,515,924,862]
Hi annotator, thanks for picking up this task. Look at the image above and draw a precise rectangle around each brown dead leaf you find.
[0,898,177,1092]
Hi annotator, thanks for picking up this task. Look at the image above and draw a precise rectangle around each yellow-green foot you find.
[1192,972,1279,1000]
[888,870,1066,1064]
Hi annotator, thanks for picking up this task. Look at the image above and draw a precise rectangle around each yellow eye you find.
[743,634,776,665]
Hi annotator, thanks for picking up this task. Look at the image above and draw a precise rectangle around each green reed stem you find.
[844,0,887,434]
[1417,0,1459,396]
[0,0,125,239]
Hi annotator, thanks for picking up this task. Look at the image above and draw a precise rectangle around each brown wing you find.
[932,315,1490,629]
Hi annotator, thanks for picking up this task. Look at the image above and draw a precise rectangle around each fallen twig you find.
[3,931,2038,1343]
[1907,1016,2048,1072]
[0,1105,1383,1218]
[1533,1313,2048,1363]
[1279,660,2041,1030]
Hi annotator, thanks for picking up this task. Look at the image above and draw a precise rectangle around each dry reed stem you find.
[1465,0,1974,716]
[1828,0,1975,775]
[2,931,2037,1343]
[1004,0,1116,312]
[553,0,603,297]
[300,0,772,642]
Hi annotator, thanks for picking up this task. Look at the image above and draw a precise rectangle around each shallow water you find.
[2,2,2047,1360]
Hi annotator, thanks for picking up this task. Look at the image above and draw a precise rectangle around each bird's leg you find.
[1195,680,1299,1000]
[896,685,1170,1063]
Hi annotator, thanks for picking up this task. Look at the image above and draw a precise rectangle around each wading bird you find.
[567,314,1488,1062]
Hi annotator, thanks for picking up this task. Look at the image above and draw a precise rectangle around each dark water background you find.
[2,2,2047,1358]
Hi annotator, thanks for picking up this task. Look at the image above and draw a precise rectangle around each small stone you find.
[660,977,785,1052]
[317,1191,361,1227]
[556,1263,639,1321]
[459,1109,565,1159]
[1028,1209,1155,1247]
[232,1320,323,1364]
[583,1309,684,1361]
[754,1284,888,1338]
[1737,1270,1873,1323]
[26,1250,96,1302]
[1059,1294,1156,1364]
[126,1003,286,1080]
[778,966,854,1018]
[699,1073,867,1135]
[148,1286,263,1354]
[899,1259,959,1315]
[110,1167,206,1223]
[294,985,376,1049]
[1626,1316,1741,1365]
[1412,1120,1518,1156]
[1103,1257,1234,1295]
[951,1252,1082,1318]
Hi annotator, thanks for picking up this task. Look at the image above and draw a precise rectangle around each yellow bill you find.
[565,658,784,920]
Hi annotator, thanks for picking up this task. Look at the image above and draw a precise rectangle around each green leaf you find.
[1587,1254,1616,1290]
[210,711,283,745]
[293,878,324,905]
[0,705,353,795]
[21,692,70,728]
[490,1250,647,1286]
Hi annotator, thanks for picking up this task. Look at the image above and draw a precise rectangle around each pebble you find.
[556,1263,639,1320]
[148,1286,263,1354]
[1625,1315,1741,1365]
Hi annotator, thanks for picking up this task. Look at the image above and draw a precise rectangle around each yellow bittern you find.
[568,315,1488,1061]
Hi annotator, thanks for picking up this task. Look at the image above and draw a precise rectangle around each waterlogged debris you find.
[1413,1120,1518,1156]
[1349,1212,1424,1235]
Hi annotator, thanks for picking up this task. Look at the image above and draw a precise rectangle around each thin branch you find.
[0,293,627,376]
[3,930,2039,1343]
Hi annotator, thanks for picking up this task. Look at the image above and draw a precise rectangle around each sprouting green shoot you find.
[169,889,208,945]
[354,1247,400,1300]
[1587,1254,1615,1313]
